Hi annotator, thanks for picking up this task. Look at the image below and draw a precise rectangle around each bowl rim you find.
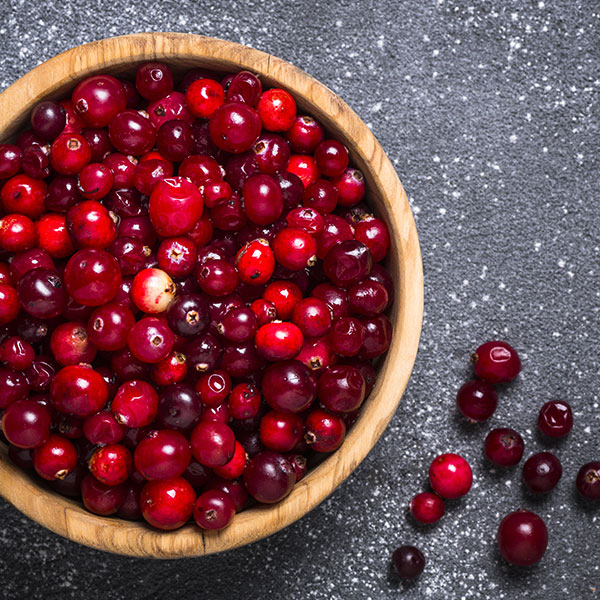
[0,32,424,558]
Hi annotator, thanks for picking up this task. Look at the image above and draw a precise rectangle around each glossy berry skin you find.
[89,444,132,486]
[0,284,20,325]
[148,90,192,127]
[88,302,135,351]
[263,280,303,320]
[167,294,210,337]
[136,62,174,100]
[50,365,109,418]
[286,115,324,153]
[228,383,261,420]
[1,399,51,448]
[272,227,317,271]
[196,370,232,407]
[36,213,75,259]
[128,317,175,364]
[359,315,393,359]
[537,400,573,438]
[217,307,258,343]
[243,174,283,226]
[303,179,338,214]
[259,410,303,452]
[33,434,78,480]
[82,127,114,162]
[209,102,262,153]
[286,206,325,235]
[252,133,290,174]
[243,451,296,504]
[429,453,473,499]
[355,218,391,263]
[30,100,66,140]
[131,268,176,314]
[497,510,548,566]
[151,351,188,386]
[391,546,425,580]
[317,365,366,413]
[194,489,235,530]
[0,367,30,407]
[329,317,365,357]
[522,452,562,494]
[21,144,50,179]
[72,74,126,127]
[0,336,35,370]
[348,280,388,316]
[323,240,373,289]
[262,360,317,413]
[257,89,296,132]
[81,474,127,515]
[314,139,349,177]
[213,441,248,479]
[0,214,37,253]
[64,249,122,306]
[190,421,236,468]
[50,133,92,175]
[186,78,225,118]
[157,237,197,279]
[66,200,116,250]
[292,298,332,338]
[485,428,525,467]
[472,340,521,384]
[83,410,125,445]
[286,154,320,188]
[9,248,54,282]
[409,492,445,524]
[255,321,304,361]
[111,380,159,428]
[108,110,157,155]
[235,239,275,285]
[456,380,498,422]
[250,298,277,326]
[50,321,97,366]
[576,462,600,500]
[196,259,239,297]
[304,408,346,452]
[134,429,191,480]
[17,267,67,319]
[140,477,196,530]
[1,174,47,218]
[331,168,365,206]
[149,177,204,237]
[226,70,262,105]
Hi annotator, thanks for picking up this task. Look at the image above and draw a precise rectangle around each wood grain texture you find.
[0,33,424,558]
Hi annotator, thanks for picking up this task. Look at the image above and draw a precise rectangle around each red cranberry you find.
[147,91,193,127]
[201,401,230,424]
[315,215,354,259]
[0,367,30,407]
[111,380,158,427]
[497,510,548,566]
[103,153,137,189]
[243,451,296,504]
[303,179,338,214]
[212,440,248,479]
[81,473,127,515]
[134,429,191,480]
[259,410,303,452]
[242,174,283,225]
[1,174,47,218]
[33,433,77,480]
[284,453,307,481]
[226,70,262,106]
[522,452,562,493]
[81,128,114,162]
[576,461,600,500]
[329,317,365,357]
[30,100,66,140]
[180,154,223,186]
[83,410,125,445]
[286,154,320,188]
[255,321,304,361]
[196,370,232,407]
[17,268,67,319]
[50,364,108,418]
[0,285,19,326]
[140,477,195,530]
[262,360,316,413]
[72,74,126,127]
[45,175,82,213]
[354,218,390,263]
[359,314,393,359]
[456,380,498,422]
[314,139,349,177]
[251,298,277,326]
[272,227,317,271]
[151,351,188,387]
[262,280,303,320]
[156,120,194,161]
[257,88,296,132]
[428,453,473,499]
[9,248,54,282]
[196,259,239,297]
[286,207,325,235]
[209,102,261,153]
[317,365,365,413]
[0,144,22,179]
[323,240,373,289]
[0,336,35,370]
[64,249,122,306]
[89,443,132,486]
[128,317,175,364]
[50,133,92,175]
[88,302,135,351]
[131,267,176,314]
[167,293,210,337]
[136,62,174,100]
[190,421,235,467]
[1,399,51,448]
[252,133,290,174]
[36,213,76,258]
[304,408,346,452]
[235,239,275,286]
[21,144,50,179]
[537,400,573,438]
[156,237,197,279]
[472,340,521,384]
[392,546,425,580]
[50,321,97,366]
[149,176,204,237]
[331,168,365,206]
[193,489,235,530]
[186,78,225,118]
[108,110,157,155]
[286,115,324,153]
[117,481,143,520]
[23,356,56,392]
[485,428,525,467]
[0,214,37,253]
[228,383,261,420]
[409,492,445,524]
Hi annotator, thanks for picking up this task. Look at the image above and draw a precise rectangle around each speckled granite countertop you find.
[0,1,598,598]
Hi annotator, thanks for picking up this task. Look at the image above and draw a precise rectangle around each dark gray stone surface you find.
[0,1,598,598]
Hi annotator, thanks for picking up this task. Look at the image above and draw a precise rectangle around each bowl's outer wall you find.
[0,32,424,558]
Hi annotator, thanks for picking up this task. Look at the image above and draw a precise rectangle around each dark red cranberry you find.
[167,294,210,338]
[291,298,332,338]
[151,351,188,387]
[243,451,296,504]
[156,120,194,161]
[21,144,50,179]
[409,492,445,524]
[1,399,51,448]
[209,102,261,153]
[111,380,158,427]
[50,364,108,418]
[314,139,349,177]
[132,157,173,195]
[33,433,77,480]
[456,380,498,422]
[108,110,157,155]
[81,473,127,515]
[391,546,425,580]
[250,298,277,326]
[156,383,202,434]
[147,91,193,127]
[140,477,195,530]
[44,176,81,213]
[312,283,350,320]
[81,128,114,162]
[193,489,235,530]
[117,481,143,520]
[355,218,390,262]
[8,445,34,470]
[576,462,600,500]
[17,267,67,319]
[315,214,354,260]
[127,317,174,364]
[87,302,135,351]
[329,317,365,357]
[0,144,22,179]
[262,360,316,413]
[1,174,47,218]
[537,400,573,438]
[136,62,174,100]
[331,168,366,206]
[252,133,290,174]
[286,115,325,153]
[359,314,392,359]
[212,440,248,479]
[226,71,262,106]
[304,408,346,452]
[13,314,47,345]
[50,321,97,366]
[64,249,122,306]
[227,383,261,420]
[429,453,473,499]
[220,339,264,378]
[0,367,30,407]
[72,74,126,127]
[348,280,388,316]
[287,206,325,235]
[30,100,66,140]
[0,335,35,370]
[207,477,249,512]
[103,153,137,189]
[217,307,258,343]
[485,428,525,467]
[472,340,521,384]
[317,365,365,413]
[184,332,223,374]
[497,510,548,566]
[134,429,191,480]
[196,259,239,297]
[182,459,212,492]
[303,179,338,214]
[242,173,284,226]
[9,248,54,282]
[108,236,149,276]
[156,237,197,279]
[83,410,125,445]
[190,421,235,468]
[237,430,264,459]
[23,355,56,391]
[323,240,373,289]
[522,452,562,493]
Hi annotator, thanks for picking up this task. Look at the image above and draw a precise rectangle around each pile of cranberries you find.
[392,340,599,580]
[0,62,394,531]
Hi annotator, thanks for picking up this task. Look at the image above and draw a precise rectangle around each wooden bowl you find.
[0,33,423,558]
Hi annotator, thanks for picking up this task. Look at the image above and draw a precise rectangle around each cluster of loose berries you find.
[0,62,394,531]
[392,340,599,580]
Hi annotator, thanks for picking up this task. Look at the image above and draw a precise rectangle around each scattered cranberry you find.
[409,492,445,524]
[391,546,425,580]
[576,462,600,500]
[456,380,498,422]
[428,453,473,499]
[522,452,562,494]
[471,340,521,384]
[537,400,573,438]
[497,510,548,566]
[484,428,524,467]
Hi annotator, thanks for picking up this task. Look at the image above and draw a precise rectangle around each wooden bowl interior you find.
[0,33,422,558]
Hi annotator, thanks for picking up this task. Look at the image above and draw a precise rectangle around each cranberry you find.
[286,207,325,235]
[89,443,132,486]
[262,360,316,413]
[151,351,188,387]
[196,370,232,407]
[428,453,473,499]
[212,441,248,479]
[155,383,202,433]
[117,215,156,246]
[50,133,91,175]
[329,317,365,357]
[50,364,108,417]
[314,139,349,177]
[149,176,203,237]
[180,154,223,186]
[131,267,176,314]
[190,421,235,467]
[66,200,115,250]
[263,280,303,320]
[497,510,548,566]
[255,321,304,361]
[312,283,350,320]
[9,248,54,282]
[217,307,258,343]
[315,214,354,259]
[0,285,20,326]
[117,481,143,520]
[522,452,562,493]
[23,356,56,391]
[156,237,197,279]
[252,133,290,174]
[209,102,261,153]
[286,154,320,188]
[72,74,126,127]
[76,163,114,201]
[183,459,212,492]
[196,259,239,297]
[456,380,498,422]
[83,410,125,445]
[88,302,135,351]
[1,174,47,218]
[304,408,346,452]
[184,332,223,374]
[0,144,22,179]
[128,317,175,364]
[257,88,296,132]
[235,239,275,286]
[228,383,261,420]
[136,62,174,100]
[64,249,122,306]
[537,400,573,438]
[472,340,521,384]
[134,429,191,480]
[244,451,296,504]
[193,489,235,530]
[271,227,317,272]
[391,546,425,580]
[317,365,366,413]
[237,430,265,459]
[0,214,37,253]
[276,171,304,212]
[103,153,137,189]
[1,399,51,448]
[354,218,390,263]
[108,110,157,155]
[303,179,338,214]
[226,71,262,106]
[140,477,195,530]
[186,78,225,118]
[359,314,392,359]
[17,268,67,319]
[30,100,66,140]
[201,401,230,424]
[81,128,114,162]
[156,120,194,162]
[286,115,324,153]
[45,175,82,212]
[323,240,373,290]
[576,461,600,500]
[331,168,365,206]
[111,380,158,427]
[50,321,96,366]
[21,144,50,180]
[81,473,126,515]
[485,428,524,467]
[37,213,76,258]
[409,492,445,524]
[0,336,35,370]
[167,293,210,337]
[242,174,284,226]
[258,410,302,452]
[33,433,77,480]
[251,298,277,326]
[147,91,193,127]
[0,367,30,407]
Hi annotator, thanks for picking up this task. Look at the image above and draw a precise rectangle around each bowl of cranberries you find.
[0,33,423,556]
